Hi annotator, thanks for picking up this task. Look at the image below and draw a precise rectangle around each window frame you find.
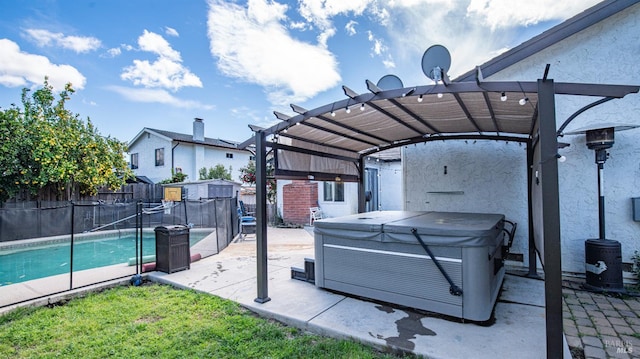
[130,153,139,169]
[155,148,165,167]
[323,181,344,202]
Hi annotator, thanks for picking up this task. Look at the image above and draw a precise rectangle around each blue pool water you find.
[0,232,208,286]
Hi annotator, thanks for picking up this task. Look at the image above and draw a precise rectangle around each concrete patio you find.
[147,227,572,358]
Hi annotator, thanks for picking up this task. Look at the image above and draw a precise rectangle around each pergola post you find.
[358,156,366,213]
[255,130,270,304]
[526,141,540,278]
[538,79,563,358]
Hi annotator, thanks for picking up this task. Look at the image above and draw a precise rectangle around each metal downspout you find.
[171,142,180,172]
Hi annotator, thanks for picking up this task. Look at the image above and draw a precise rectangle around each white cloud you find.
[231,105,278,129]
[106,47,121,57]
[345,20,358,36]
[121,30,202,91]
[107,86,214,110]
[24,29,101,53]
[289,21,308,31]
[0,38,86,90]
[207,0,341,106]
[298,0,370,47]
[137,30,180,61]
[466,0,602,30]
[165,26,179,37]
[370,0,600,79]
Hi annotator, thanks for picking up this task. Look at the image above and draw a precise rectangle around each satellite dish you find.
[421,45,451,81]
[377,74,404,90]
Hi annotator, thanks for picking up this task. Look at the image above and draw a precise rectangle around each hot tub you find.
[314,211,505,321]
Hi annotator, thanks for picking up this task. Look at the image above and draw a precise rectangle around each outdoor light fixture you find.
[500,92,507,101]
[519,97,528,105]
[418,95,423,102]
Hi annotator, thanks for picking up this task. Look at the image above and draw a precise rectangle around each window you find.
[155,148,164,166]
[226,153,234,159]
[130,153,138,169]
[323,182,344,202]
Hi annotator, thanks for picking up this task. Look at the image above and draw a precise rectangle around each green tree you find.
[198,164,232,180]
[159,169,188,184]
[0,79,133,202]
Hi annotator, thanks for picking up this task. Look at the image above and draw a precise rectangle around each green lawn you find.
[0,284,414,358]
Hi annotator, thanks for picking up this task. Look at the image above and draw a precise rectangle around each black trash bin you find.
[155,225,191,274]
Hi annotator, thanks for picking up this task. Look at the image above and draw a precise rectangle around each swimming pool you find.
[0,229,211,286]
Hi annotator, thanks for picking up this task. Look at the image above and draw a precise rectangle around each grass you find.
[0,284,413,359]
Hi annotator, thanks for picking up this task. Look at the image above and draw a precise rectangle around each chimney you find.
[193,118,204,141]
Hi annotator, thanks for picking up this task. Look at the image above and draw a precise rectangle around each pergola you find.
[239,68,638,358]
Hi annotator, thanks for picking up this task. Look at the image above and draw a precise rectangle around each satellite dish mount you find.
[421,45,451,84]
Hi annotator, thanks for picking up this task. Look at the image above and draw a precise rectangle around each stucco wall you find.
[132,138,253,184]
[404,4,640,273]
[404,140,530,260]
[129,133,172,183]
[365,160,403,211]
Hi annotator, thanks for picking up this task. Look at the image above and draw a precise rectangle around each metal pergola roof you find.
[239,73,638,358]
[241,79,636,162]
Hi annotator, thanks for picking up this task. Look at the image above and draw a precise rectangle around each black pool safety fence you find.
[0,198,238,309]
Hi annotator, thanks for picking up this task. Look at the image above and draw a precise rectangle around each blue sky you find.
[0,0,601,144]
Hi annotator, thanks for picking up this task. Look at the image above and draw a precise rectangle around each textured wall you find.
[404,140,529,261]
[404,4,640,273]
[129,133,172,183]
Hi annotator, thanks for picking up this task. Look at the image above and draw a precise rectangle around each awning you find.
[240,78,638,181]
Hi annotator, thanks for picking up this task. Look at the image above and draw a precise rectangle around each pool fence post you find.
[70,201,74,290]
[136,201,141,274]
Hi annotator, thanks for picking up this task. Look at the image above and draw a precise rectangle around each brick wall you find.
[282,180,318,225]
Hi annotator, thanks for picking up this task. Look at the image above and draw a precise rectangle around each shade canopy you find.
[240,78,638,181]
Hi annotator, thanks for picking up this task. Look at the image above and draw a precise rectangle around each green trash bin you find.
[155,225,191,273]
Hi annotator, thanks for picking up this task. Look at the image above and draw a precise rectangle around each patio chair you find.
[310,207,323,226]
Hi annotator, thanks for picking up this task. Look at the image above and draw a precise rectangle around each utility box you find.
[155,225,191,273]
[633,197,640,222]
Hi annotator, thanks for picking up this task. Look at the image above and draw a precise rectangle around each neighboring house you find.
[275,148,402,222]
[128,118,254,184]
[404,1,640,274]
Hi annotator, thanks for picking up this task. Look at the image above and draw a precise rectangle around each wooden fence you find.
[2,183,164,208]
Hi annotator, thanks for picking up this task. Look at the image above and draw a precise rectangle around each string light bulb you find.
[418,95,423,102]
[331,111,336,117]
[360,103,365,111]
[519,97,529,106]
[437,93,443,98]
[345,106,351,114]
[500,92,507,101]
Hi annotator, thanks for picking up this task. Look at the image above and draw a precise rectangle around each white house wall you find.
[404,140,529,259]
[404,3,640,273]
[128,133,172,183]
[276,180,359,220]
[365,160,403,211]
[202,147,252,182]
